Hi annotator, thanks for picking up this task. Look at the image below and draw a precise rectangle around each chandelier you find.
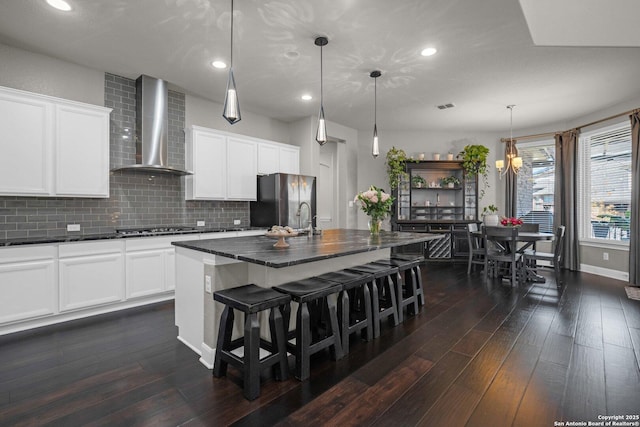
[496,105,522,178]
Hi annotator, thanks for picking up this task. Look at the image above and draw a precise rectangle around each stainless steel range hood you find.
[112,75,191,175]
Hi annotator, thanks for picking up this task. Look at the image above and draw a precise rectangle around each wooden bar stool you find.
[212,284,291,401]
[346,263,400,339]
[315,269,374,355]
[274,277,344,381]
[372,254,424,321]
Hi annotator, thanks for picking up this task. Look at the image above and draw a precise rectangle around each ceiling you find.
[1,0,639,133]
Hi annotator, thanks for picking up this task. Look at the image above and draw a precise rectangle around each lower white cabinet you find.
[59,241,125,312]
[0,246,57,324]
[125,235,195,298]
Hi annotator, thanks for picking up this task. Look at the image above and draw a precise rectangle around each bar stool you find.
[213,284,291,401]
[372,254,424,321]
[274,277,344,381]
[315,269,374,354]
[389,254,425,308]
[346,263,400,338]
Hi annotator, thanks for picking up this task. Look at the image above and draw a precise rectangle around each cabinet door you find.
[126,249,166,298]
[0,259,56,324]
[257,143,280,175]
[187,129,226,200]
[55,104,110,197]
[279,145,300,174]
[0,89,53,195]
[226,136,257,200]
[59,252,124,312]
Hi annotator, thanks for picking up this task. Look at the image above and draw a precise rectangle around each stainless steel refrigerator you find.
[250,173,317,230]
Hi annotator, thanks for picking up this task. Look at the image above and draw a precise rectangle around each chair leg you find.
[386,275,400,327]
[407,269,419,315]
[243,312,261,401]
[414,265,424,307]
[362,284,373,342]
[326,295,344,360]
[295,302,311,381]
[213,306,234,377]
[339,290,350,355]
[368,279,381,339]
[269,305,289,381]
[394,272,404,323]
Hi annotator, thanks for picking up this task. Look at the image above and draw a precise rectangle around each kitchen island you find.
[172,229,442,367]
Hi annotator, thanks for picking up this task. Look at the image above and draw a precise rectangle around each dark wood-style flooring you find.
[1,264,640,426]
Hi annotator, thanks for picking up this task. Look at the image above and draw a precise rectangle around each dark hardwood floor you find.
[1,264,640,426]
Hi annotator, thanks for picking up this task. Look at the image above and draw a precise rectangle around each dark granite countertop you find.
[172,228,443,268]
[0,227,263,247]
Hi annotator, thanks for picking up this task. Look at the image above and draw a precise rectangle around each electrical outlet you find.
[197,220,205,227]
[603,252,609,261]
[233,219,241,225]
[205,275,212,293]
[67,224,81,232]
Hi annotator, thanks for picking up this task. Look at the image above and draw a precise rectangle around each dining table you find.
[472,228,554,282]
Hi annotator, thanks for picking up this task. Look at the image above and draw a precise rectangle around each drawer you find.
[428,224,452,232]
[399,224,427,232]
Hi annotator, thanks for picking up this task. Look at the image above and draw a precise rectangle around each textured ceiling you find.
[0,0,639,133]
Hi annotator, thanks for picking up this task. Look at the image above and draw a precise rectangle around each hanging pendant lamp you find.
[370,70,381,158]
[315,36,328,145]
[223,0,241,124]
[496,105,522,178]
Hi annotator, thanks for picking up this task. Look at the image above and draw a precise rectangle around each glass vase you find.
[368,218,382,235]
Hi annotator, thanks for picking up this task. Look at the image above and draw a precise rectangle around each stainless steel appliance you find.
[250,173,317,231]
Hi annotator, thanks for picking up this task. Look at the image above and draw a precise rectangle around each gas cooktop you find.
[116,226,197,236]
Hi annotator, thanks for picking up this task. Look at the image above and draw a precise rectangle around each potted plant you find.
[385,146,409,191]
[411,175,426,188]
[458,144,490,199]
[482,204,499,226]
[441,176,460,188]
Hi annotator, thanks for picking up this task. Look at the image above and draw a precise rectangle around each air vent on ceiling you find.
[437,103,456,110]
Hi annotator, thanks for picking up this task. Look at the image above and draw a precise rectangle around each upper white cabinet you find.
[55,104,110,197]
[0,86,111,198]
[257,141,300,175]
[226,136,257,200]
[0,89,53,196]
[185,126,257,201]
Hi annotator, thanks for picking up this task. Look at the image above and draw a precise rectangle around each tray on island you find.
[265,231,299,248]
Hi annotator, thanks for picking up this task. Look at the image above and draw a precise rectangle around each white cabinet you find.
[226,136,257,200]
[0,86,111,198]
[0,89,52,195]
[125,235,194,298]
[55,103,110,197]
[59,241,125,312]
[257,141,300,175]
[185,126,257,201]
[0,246,57,324]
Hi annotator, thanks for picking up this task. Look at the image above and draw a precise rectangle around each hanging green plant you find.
[458,144,490,199]
[385,146,409,190]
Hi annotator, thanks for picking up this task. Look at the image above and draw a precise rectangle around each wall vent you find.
[437,103,456,110]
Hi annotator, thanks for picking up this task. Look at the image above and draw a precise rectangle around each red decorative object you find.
[501,217,523,227]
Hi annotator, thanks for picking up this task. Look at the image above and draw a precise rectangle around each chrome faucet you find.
[296,201,312,233]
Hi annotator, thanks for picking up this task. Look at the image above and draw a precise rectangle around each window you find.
[515,140,556,233]
[578,123,632,244]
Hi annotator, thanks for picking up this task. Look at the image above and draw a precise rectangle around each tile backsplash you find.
[0,73,249,240]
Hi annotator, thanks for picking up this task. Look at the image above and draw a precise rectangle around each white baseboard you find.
[199,342,215,369]
[580,264,629,281]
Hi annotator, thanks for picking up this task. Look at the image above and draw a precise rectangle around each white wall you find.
[0,42,104,105]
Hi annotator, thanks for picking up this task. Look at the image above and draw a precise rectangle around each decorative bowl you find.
[265,231,298,248]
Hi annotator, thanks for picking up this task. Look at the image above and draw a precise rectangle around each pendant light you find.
[315,36,328,145]
[222,0,241,124]
[496,105,522,178]
[370,70,381,158]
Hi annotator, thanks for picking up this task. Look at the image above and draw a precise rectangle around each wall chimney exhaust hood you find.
[112,75,192,175]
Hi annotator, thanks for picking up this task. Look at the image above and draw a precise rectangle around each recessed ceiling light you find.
[421,47,438,57]
[211,60,227,69]
[46,0,72,11]
[301,94,312,101]
[285,51,300,59]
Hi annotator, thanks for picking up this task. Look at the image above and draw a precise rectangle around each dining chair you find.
[517,222,539,253]
[483,226,522,286]
[522,225,566,285]
[466,223,484,275]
